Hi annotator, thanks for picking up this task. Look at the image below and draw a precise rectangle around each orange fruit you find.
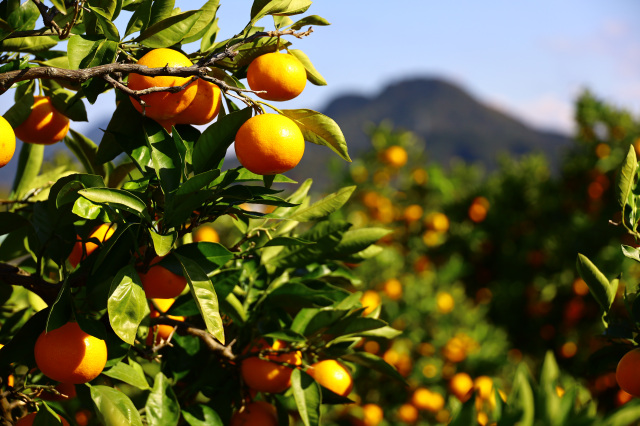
[360,290,381,315]
[193,226,220,243]
[230,401,278,426]
[128,48,198,120]
[474,376,494,400]
[361,403,384,426]
[403,204,424,223]
[425,212,449,233]
[436,292,455,314]
[0,116,15,168]
[14,96,70,145]
[15,412,70,426]
[383,278,403,300]
[246,52,306,101]
[616,348,640,396]
[234,113,304,175]
[170,79,221,125]
[397,403,418,424]
[240,340,302,393]
[74,409,92,426]
[411,387,445,412]
[307,359,353,397]
[34,322,107,384]
[147,298,185,345]
[381,146,407,168]
[69,223,116,268]
[140,257,187,299]
[39,382,77,401]
[449,372,474,402]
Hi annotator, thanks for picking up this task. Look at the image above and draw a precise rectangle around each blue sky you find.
[1,0,639,138]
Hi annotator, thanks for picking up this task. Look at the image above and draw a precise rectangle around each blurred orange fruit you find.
[193,226,220,243]
[396,403,418,424]
[14,96,69,145]
[449,372,474,402]
[128,48,198,120]
[360,403,384,426]
[235,113,304,175]
[230,401,278,426]
[381,145,408,168]
[425,212,449,233]
[307,359,353,397]
[436,292,455,314]
[383,278,403,300]
[247,52,306,101]
[74,409,92,426]
[360,290,381,315]
[411,387,445,412]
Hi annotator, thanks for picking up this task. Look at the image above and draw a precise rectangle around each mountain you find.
[287,77,572,185]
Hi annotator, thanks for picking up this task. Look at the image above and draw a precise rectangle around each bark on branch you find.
[0,263,59,305]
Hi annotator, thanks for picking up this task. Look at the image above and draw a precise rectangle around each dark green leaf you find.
[67,35,105,69]
[47,88,88,121]
[144,118,181,194]
[0,212,29,236]
[103,360,151,390]
[250,0,312,25]
[45,278,72,332]
[182,0,220,44]
[146,372,180,426]
[137,10,202,48]
[10,142,43,200]
[341,352,407,384]
[90,6,120,41]
[291,369,321,426]
[124,0,152,37]
[289,49,326,86]
[174,242,233,272]
[7,0,38,31]
[78,187,151,221]
[148,0,174,26]
[65,129,107,176]
[90,385,143,426]
[97,98,148,166]
[108,265,149,345]
[182,405,224,426]
[280,109,350,161]
[150,229,176,257]
[3,89,33,127]
[333,228,392,255]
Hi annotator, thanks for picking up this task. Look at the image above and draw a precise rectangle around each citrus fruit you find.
[411,387,445,412]
[39,382,77,401]
[383,278,403,300]
[140,256,187,299]
[474,376,494,400]
[425,212,449,233]
[171,79,221,125]
[361,403,384,426]
[14,96,70,145]
[449,372,474,402]
[436,292,455,314]
[240,340,302,393]
[360,290,381,316]
[230,401,278,426]
[235,113,304,175]
[381,145,407,168]
[307,359,353,397]
[246,52,306,101]
[616,347,640,396]
[0,116,15,168]
[193,226,220,243]
[147,298,185,345]
[34,322,107,384]
[15,412,70,426]
[397,403,418,423]
[128,48,198,120]
[74,409,92,426]
[68,223,115,268]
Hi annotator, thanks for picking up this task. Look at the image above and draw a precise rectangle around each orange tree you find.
[0,1,403,425]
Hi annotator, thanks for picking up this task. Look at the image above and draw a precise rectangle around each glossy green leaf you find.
[175,242,234,272]
[45,277,72,332]
[49,0,68,14]
[291,369,321,426]
[108,265,149,345]
[280,109,350,161]
[150,229,176,257]
[72,196,103,220]
[47,88,88,121]
[333,228,392,255]
[90,385,143,426]
[182,0,220,43]
[290,15,330,30]
[622,244,640,262]
[33,402,66,425]
[576,253,616,311]
[124,0,152,37]
[0,35,57,52]
[193,107,253,174]
[182,405,224,426]
[289,186,355,222]
[97,98,148,166]
[3,89,33,127]
[289,49,326,86]
[250,0,312,25]
[67,35,105,69]
[144,118,181,194]
[137,10,202,48]
[146,372,180,426]
[7,0,39,32]
[174,253,225,344]
[90,6,120,41]
[103,360,151,390]
[78,187,151,221]
[10,142,43,200]
[148,0,174,26]
[65,129,107,176]
[617,144,637,209]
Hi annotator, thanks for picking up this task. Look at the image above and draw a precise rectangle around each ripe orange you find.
[0,116,15,168]
[616,348,640,396]
[74,409,92,426]
[246,52,307,101]
[140,257,187,299]
[240,340,302,393]
[235,113,305,175]
[403,204,424,223]
[14,96,70,145]
[34,322,107,384]
[170,79,221,125]
[397,403,418,424]
[307,359,353,397]
[360,290,381,315]
[425,212,449,233]
[411,387,445,412]
[381,146,407,168]
[15,412,70,426]
[382,278,403,300]
[449,372,474,402]
[193,226,220,243]
[128,48,198,120]
[147,298,185,345]
[361,403,384,426]
[68,223,116,268]
[436,292,455,314]
[230,401,278,426]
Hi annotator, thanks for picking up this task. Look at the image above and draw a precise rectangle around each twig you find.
[0,263,60,305]
[152,317,236,360]
[30,0,62,37]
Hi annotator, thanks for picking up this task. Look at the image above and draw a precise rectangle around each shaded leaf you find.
[291,369,321,426]
[146,372,180,426]
[108,265,149,345]
[90,385,143,426]
[576,253,616,312]
[103,360,151,390]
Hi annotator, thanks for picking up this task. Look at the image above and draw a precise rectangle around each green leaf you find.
[124,0,152,37]
[290,15,330,30]
[65,129,107,176]
[617,144,637,209]
[46,278,72,332]
[90,385,143,426]
[0,212,29,236]
[504,364,535,426]
[182,405,224,426]
[341,352,407,384]
[47,88,88,121]
[33,402,66,425]
[144,118,181,194]
[174,253,225,344]
[108,265,149,345]
[3,89,33,128]
[280,109,350,161]
[78,187,152,222]
[622,244,640,262]
[250,0,312,25]
[90,6,120,41]
[150,229,176,257]
[603,404,640,426]
[576,253,616,312]
[333,228,392,255]
[290,186,355,222]
[49,0,68,14]
[7,0,39,32]
[137,10,202,48]
[148,0,174,26]
[146,372,180,426]
[10,142,43,200]
[67,35,105,69]
[103,360,151,390]
[97,98,148,166]
[291,369,321,426]
[182,0,220,44]
[72,196,103,220]
[289,49,326,86]
[199,16,219,52]
[0,35,57,52]
[174,242,234,272]
[193,107,253,174]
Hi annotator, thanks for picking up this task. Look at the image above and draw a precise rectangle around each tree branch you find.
[153,317,236,360]
[0,263,60,305]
